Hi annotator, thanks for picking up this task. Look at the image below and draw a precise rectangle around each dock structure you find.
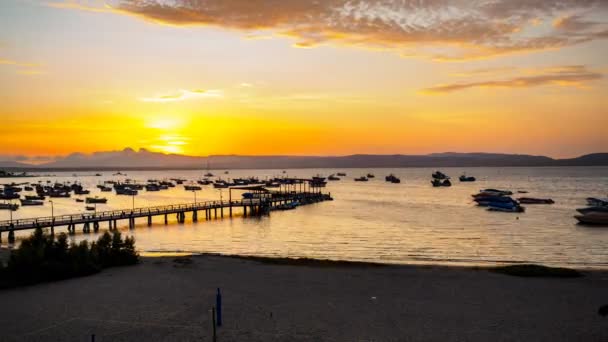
[0,185,332,243]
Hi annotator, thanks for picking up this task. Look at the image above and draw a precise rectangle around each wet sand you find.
[0,255,606,341]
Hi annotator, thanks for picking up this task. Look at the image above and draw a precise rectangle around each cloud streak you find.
[422,65,603,94]
[50,0,608,61]
[139,89,223,103]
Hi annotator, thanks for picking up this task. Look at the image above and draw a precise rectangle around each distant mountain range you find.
[1,148,607,170]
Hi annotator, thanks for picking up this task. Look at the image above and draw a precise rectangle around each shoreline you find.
[0,254,606,341]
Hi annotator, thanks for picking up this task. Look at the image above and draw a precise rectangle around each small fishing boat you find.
[327,175,340,181]
[575,212,608,225]
[354,177,368,182]
[432,179,451,187]
[74,189,90,195]
[20,199,43,206]
[86,197,107,204]
[24,186,34,191]
[385,174,400,183]
[459,174,476,182]
[25,195,45,201]
[75,199,84,203]
[85,206,96,211]
[432,171,448,180]
[213,182,229,189]
[204,172,214,177]
[517,197,555,204]
[475,189,513,197]
[336,172,347,177]
[488,205,525,213]
[0,203,19,211]
[184,185,202,191]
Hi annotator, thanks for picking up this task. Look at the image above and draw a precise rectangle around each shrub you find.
[0,228,139,288]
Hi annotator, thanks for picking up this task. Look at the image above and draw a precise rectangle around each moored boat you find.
[86,197,107,204]
[517,197,555,204]
[385,174,400,183]
[354,176,368,182]
[576,206,608,215]
[459,174,476,182]
[586,197,608,207]
[0,203,19,210]
[575,212,608,225]
[20,199,44,206]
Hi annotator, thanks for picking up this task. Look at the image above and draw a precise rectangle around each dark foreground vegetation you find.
[490,264,583,278]
[0,228,138,288]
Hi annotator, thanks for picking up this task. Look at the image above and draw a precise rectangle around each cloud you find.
[422,65,603,94]
[51,0,608,61]
[139,89,223,103]
[0,57,44,75]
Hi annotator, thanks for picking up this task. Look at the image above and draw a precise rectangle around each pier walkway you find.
[0,190,332,243]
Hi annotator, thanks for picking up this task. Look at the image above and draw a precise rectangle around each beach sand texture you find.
[0,255,606,341]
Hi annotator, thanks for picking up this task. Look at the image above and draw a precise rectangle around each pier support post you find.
[164,214,168,225]
[50,226,54,236]
[229,205,232,217]
[221,207,224,218]
[243,206,247,217]
[193,210,198,222]
[129,218,134,229]
[0,231,2,243]
[84,222,90,233]
[214,207,217,219]
[8,230,15,244]
[148,216,152,226]
[93,222,99,232]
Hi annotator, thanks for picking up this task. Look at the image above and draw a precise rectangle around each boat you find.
[0,193,20,200]
[312,175,326,182]
[115,188,138,196]
[576,206,608,215]
[367,173,375,178]
[20,199,44,206]
[354,177,368,182]
[49,191,70,198]
[85,206,96,211]
[474,196,516,206]
[275,201,299,210]
[74,189,90,195]
[586,197,608,207]
[86,197,107,204]
[575,212,608,225]
[336,172,347,177]
[204,172,214,177]
[431,179,451,187]
[99,186,112,192]
[474,189,513,197]
[224,171,229,174]
[0,203,19,211]
[24,186,34,191]
[327,175,340,181]
[385,174,400,183]
[95,173,102,176]
[75,199,84,203]
[432,171,448,180]
[213,182,229,189]
[459,175,476,182]
[184,185,202,191]
[146,184,161,191]
[488,204,525,213]
[25,195,45,200]
[517,197,554,204]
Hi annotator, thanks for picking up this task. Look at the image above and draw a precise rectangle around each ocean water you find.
[1,167,607,268]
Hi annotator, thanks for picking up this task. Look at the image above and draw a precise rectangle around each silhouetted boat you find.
[587,197,608,207]
[184,185,202,191]
[0,203,18,211]
[517,197,554,204]
[336,172,347,177]
[432,171,449,180]
[86,197,107,204]
[576,206,608,215]
[354,177,368,182]
[432,179,451,187]
[85,206,96,211]
[328,175,340,181]
[367,173,375,178]
[575,212,608,225]
[459,174,476,182]
[20,199,43,206]
[385,174,400,183]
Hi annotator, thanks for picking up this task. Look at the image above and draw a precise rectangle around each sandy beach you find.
[0,255,606,341]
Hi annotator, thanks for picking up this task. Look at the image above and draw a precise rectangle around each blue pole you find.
[216,288,222,327]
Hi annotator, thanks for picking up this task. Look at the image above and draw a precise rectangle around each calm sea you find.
[2,167,607,268]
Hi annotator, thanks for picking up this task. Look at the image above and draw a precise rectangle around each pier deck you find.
[0,190,332,242]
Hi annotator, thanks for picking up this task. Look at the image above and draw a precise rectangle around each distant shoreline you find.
[2,164,608,173]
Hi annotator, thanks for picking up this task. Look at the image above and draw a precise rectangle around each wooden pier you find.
[0,189,332,243]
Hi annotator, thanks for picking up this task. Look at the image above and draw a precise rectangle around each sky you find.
[1,0,607,162]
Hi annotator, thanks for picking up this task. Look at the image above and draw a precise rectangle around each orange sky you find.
[1,0,607,161]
